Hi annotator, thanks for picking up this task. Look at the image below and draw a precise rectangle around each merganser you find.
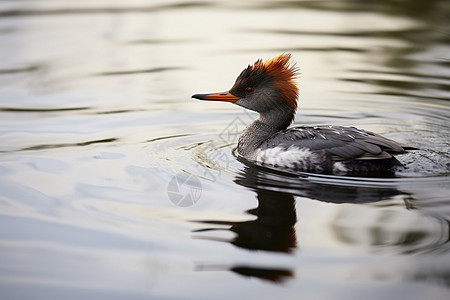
[192,53,407,174]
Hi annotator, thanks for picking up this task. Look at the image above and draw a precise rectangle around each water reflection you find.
[194,160,411,282]
[230,266,294,283]
[17,138,118,152]
[0,2,213,18]
[0,106,89,112]
[194,179,297,282]
[194,159,450,284]
[94,66,185,76]
[235,159,405,203]
[0,66,39,74]
[196,187,297,253]
[0,0,449,297]
[251,0,450,101]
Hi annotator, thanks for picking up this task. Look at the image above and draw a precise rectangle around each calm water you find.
[1,0,450,299]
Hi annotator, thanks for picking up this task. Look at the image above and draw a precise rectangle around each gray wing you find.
[261,125,405,160]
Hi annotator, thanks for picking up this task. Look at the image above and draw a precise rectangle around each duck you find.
[192,53,408,174]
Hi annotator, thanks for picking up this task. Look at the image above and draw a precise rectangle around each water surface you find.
[0,0,449,299]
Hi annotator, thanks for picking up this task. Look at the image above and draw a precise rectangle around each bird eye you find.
[245,87,253,94]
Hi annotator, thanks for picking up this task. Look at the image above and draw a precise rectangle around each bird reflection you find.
[195,189,297,253]
[194,190,296,283]
[193,159,406,283]
[234,157,404,204]
[230,266,294,284]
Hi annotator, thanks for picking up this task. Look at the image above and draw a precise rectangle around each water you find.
[0,0,449,299]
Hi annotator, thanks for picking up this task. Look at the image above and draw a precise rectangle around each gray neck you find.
[258,106,295,130]
[237,109,295,159]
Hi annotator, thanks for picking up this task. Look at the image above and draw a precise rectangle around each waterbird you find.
[192,53,410,174]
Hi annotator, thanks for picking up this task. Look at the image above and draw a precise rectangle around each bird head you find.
[192,53,299,116]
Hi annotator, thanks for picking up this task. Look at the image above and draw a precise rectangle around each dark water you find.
[0,1,449,299]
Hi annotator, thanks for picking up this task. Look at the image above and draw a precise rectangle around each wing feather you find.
[261,125,405,161]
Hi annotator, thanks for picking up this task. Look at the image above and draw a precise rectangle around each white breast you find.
[255,146,324,171]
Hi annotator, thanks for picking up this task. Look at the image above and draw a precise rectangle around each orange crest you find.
[253,53,299,110]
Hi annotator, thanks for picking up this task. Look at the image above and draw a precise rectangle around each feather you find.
[263,125,405,161]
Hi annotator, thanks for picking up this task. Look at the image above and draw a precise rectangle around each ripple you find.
[17,138,118,152]
[0,107,90,113]
[246,27,428,38]
[1,0,449,295]
[150,126,447,206]
[94,67,186,76]
[0,2,215,18]
[0,66,40,74]
[188,141,450,257]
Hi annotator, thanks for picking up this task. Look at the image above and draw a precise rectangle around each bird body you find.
[192,54,407,174]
